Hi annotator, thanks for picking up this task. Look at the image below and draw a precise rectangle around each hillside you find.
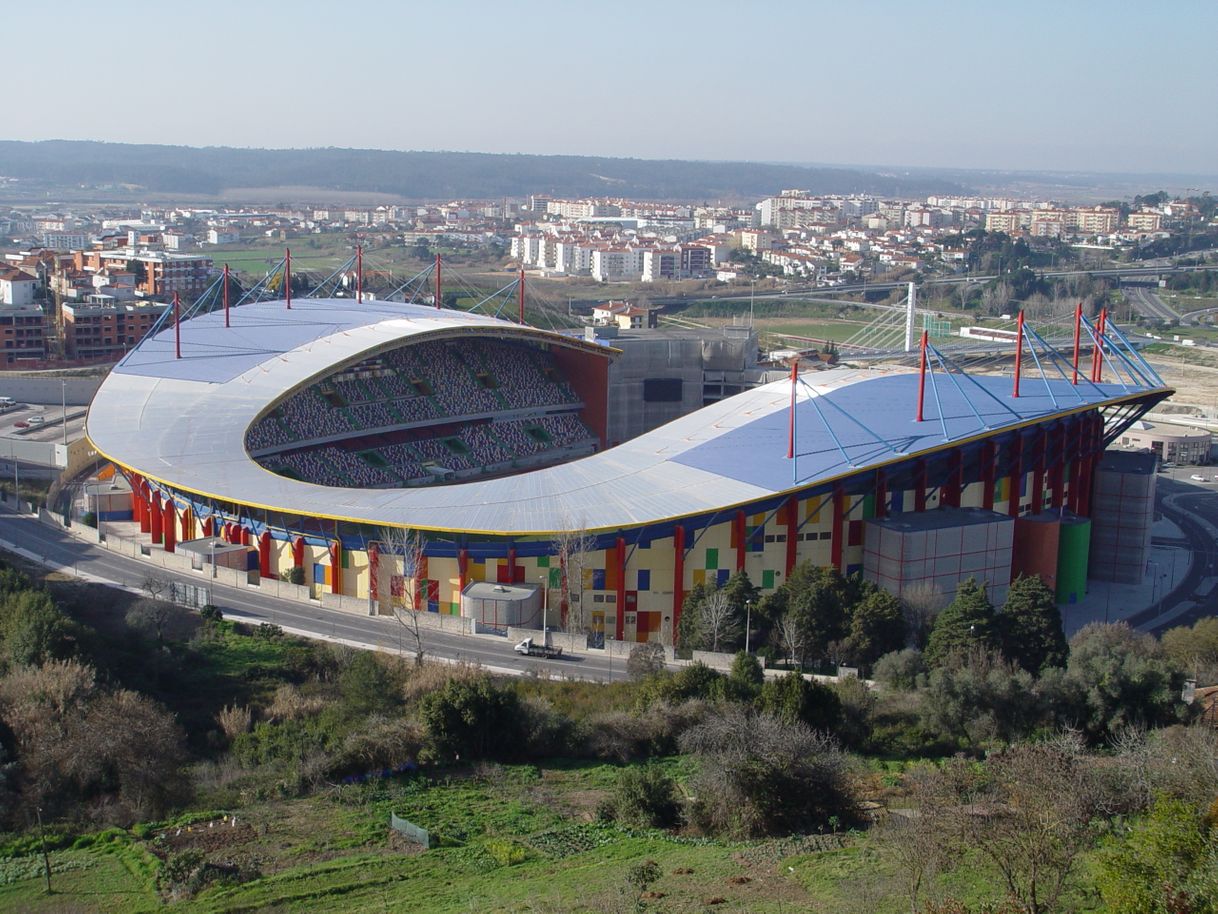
[0,140,965,202]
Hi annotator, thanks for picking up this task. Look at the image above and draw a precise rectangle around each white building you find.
[0,269,37,306]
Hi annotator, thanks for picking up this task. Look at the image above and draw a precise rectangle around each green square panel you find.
[762,569,776,589]
[537,555,550,568]
[705,547,719,570]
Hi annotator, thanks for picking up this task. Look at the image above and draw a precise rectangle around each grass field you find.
[0,759,1105,914]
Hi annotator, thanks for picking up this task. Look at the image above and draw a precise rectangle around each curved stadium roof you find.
[86,298,1170,536]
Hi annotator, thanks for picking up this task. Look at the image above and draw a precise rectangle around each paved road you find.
[0,505,626,681]
[1135,476,1218,632]
[1126,286,1184,324]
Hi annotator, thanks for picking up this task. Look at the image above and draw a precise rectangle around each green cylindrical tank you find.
[1056,516,1092,604]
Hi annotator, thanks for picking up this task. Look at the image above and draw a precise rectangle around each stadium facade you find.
[85,297,1171,645]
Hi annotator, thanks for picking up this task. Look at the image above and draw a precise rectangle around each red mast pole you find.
[1013,309,1025,398]
[173,291,181,359]
[1071,301,1081,384]
[518,268,525,324]
[916,329,928,421]
[356,244,363,304]
[434,253,441,309]
[285,248,292,310]
[787,359,799,459]
[223,263,230,328]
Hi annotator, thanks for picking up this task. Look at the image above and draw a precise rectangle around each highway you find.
[1125,286,1184,324]
[1134,475,1218,633]
[0,505,627,681]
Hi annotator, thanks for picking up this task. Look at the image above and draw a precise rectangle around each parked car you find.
[1191,474,1206,481]
[27,415,44,425]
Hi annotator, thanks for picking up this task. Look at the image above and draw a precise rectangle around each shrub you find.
[287,566,306,585]
[215,704,252,742]
[873,648,926,691]
[613,764,681,829]
[680,707,854,838]
[419,675,524,762]
[757,671,842,733]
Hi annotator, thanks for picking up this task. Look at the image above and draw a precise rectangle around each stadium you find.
[84,279,1172,646]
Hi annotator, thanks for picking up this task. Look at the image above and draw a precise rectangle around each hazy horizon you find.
[4,1,1215,176]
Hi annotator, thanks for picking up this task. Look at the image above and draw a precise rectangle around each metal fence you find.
[389,813,431,848]
[170,581,211,608]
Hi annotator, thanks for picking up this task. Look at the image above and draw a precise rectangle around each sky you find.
[6,0,1216,176]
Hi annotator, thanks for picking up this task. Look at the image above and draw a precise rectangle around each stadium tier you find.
[86,298,1171,645]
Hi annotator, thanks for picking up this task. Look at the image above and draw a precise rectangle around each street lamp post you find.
[540,576,548,646]
[744,599,752,653]
[60,379,68,447]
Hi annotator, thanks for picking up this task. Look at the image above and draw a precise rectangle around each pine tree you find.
[842,587,907,668]
[924,578,999,669]
[1000,574,1069,673]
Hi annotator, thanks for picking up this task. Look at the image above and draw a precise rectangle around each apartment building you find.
[62,300,168,359]
[73,250,214,298]
[0,304,47,363]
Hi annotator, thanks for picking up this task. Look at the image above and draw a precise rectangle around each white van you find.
[0,397,13,408]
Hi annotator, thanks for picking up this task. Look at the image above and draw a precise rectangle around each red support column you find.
[434,253,442,309]
[508,546,518,583]
[369,543,379,606]
[202,515,213,537]
[830,486,845,572]
[981,440,997,511]
[915,458,928,512]
[874,469,888,519]
[1071,302,1081,384]
[150,492,162,543]
[1066,417,1082,513]
[162,500,176,553]
[292,536,305,571]
[458,546,469,606]
[1031,428,1046,514]
[258,531,271,578]
[356,244,363,304]
[1013,309,1025,398]
[734,510,746,572]
[329,540,342,594]
[415,554,428,613]
[785,497,799,576]
[1096,309,1107,383]
[1049,424,1065,510]
[672,525,686,644]
[615,536,626,641]
[1008,436,1023,518]
[285,248,292,309]
[223,264,231,328]
[943,450,963,507]
[916,330,928,421]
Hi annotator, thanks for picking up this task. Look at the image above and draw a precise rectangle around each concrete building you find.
[1117,420,1212,465]
[0,304,47,363]
[0,269,38,306]
[62,300,168,359]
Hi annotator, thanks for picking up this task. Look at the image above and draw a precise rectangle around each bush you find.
[288,566,306,585]
[873,648,926,691]
[198,605,222,625]
[337,652,402,718]
[612,764,681,829]
[419,675,524,762]
[82,511,97,528]
[757,672,842,733]
[680,707,854,838]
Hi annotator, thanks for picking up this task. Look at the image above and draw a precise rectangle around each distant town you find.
[0,187,1212,369]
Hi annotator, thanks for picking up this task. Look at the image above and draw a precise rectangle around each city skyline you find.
[5,1,1216,177]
